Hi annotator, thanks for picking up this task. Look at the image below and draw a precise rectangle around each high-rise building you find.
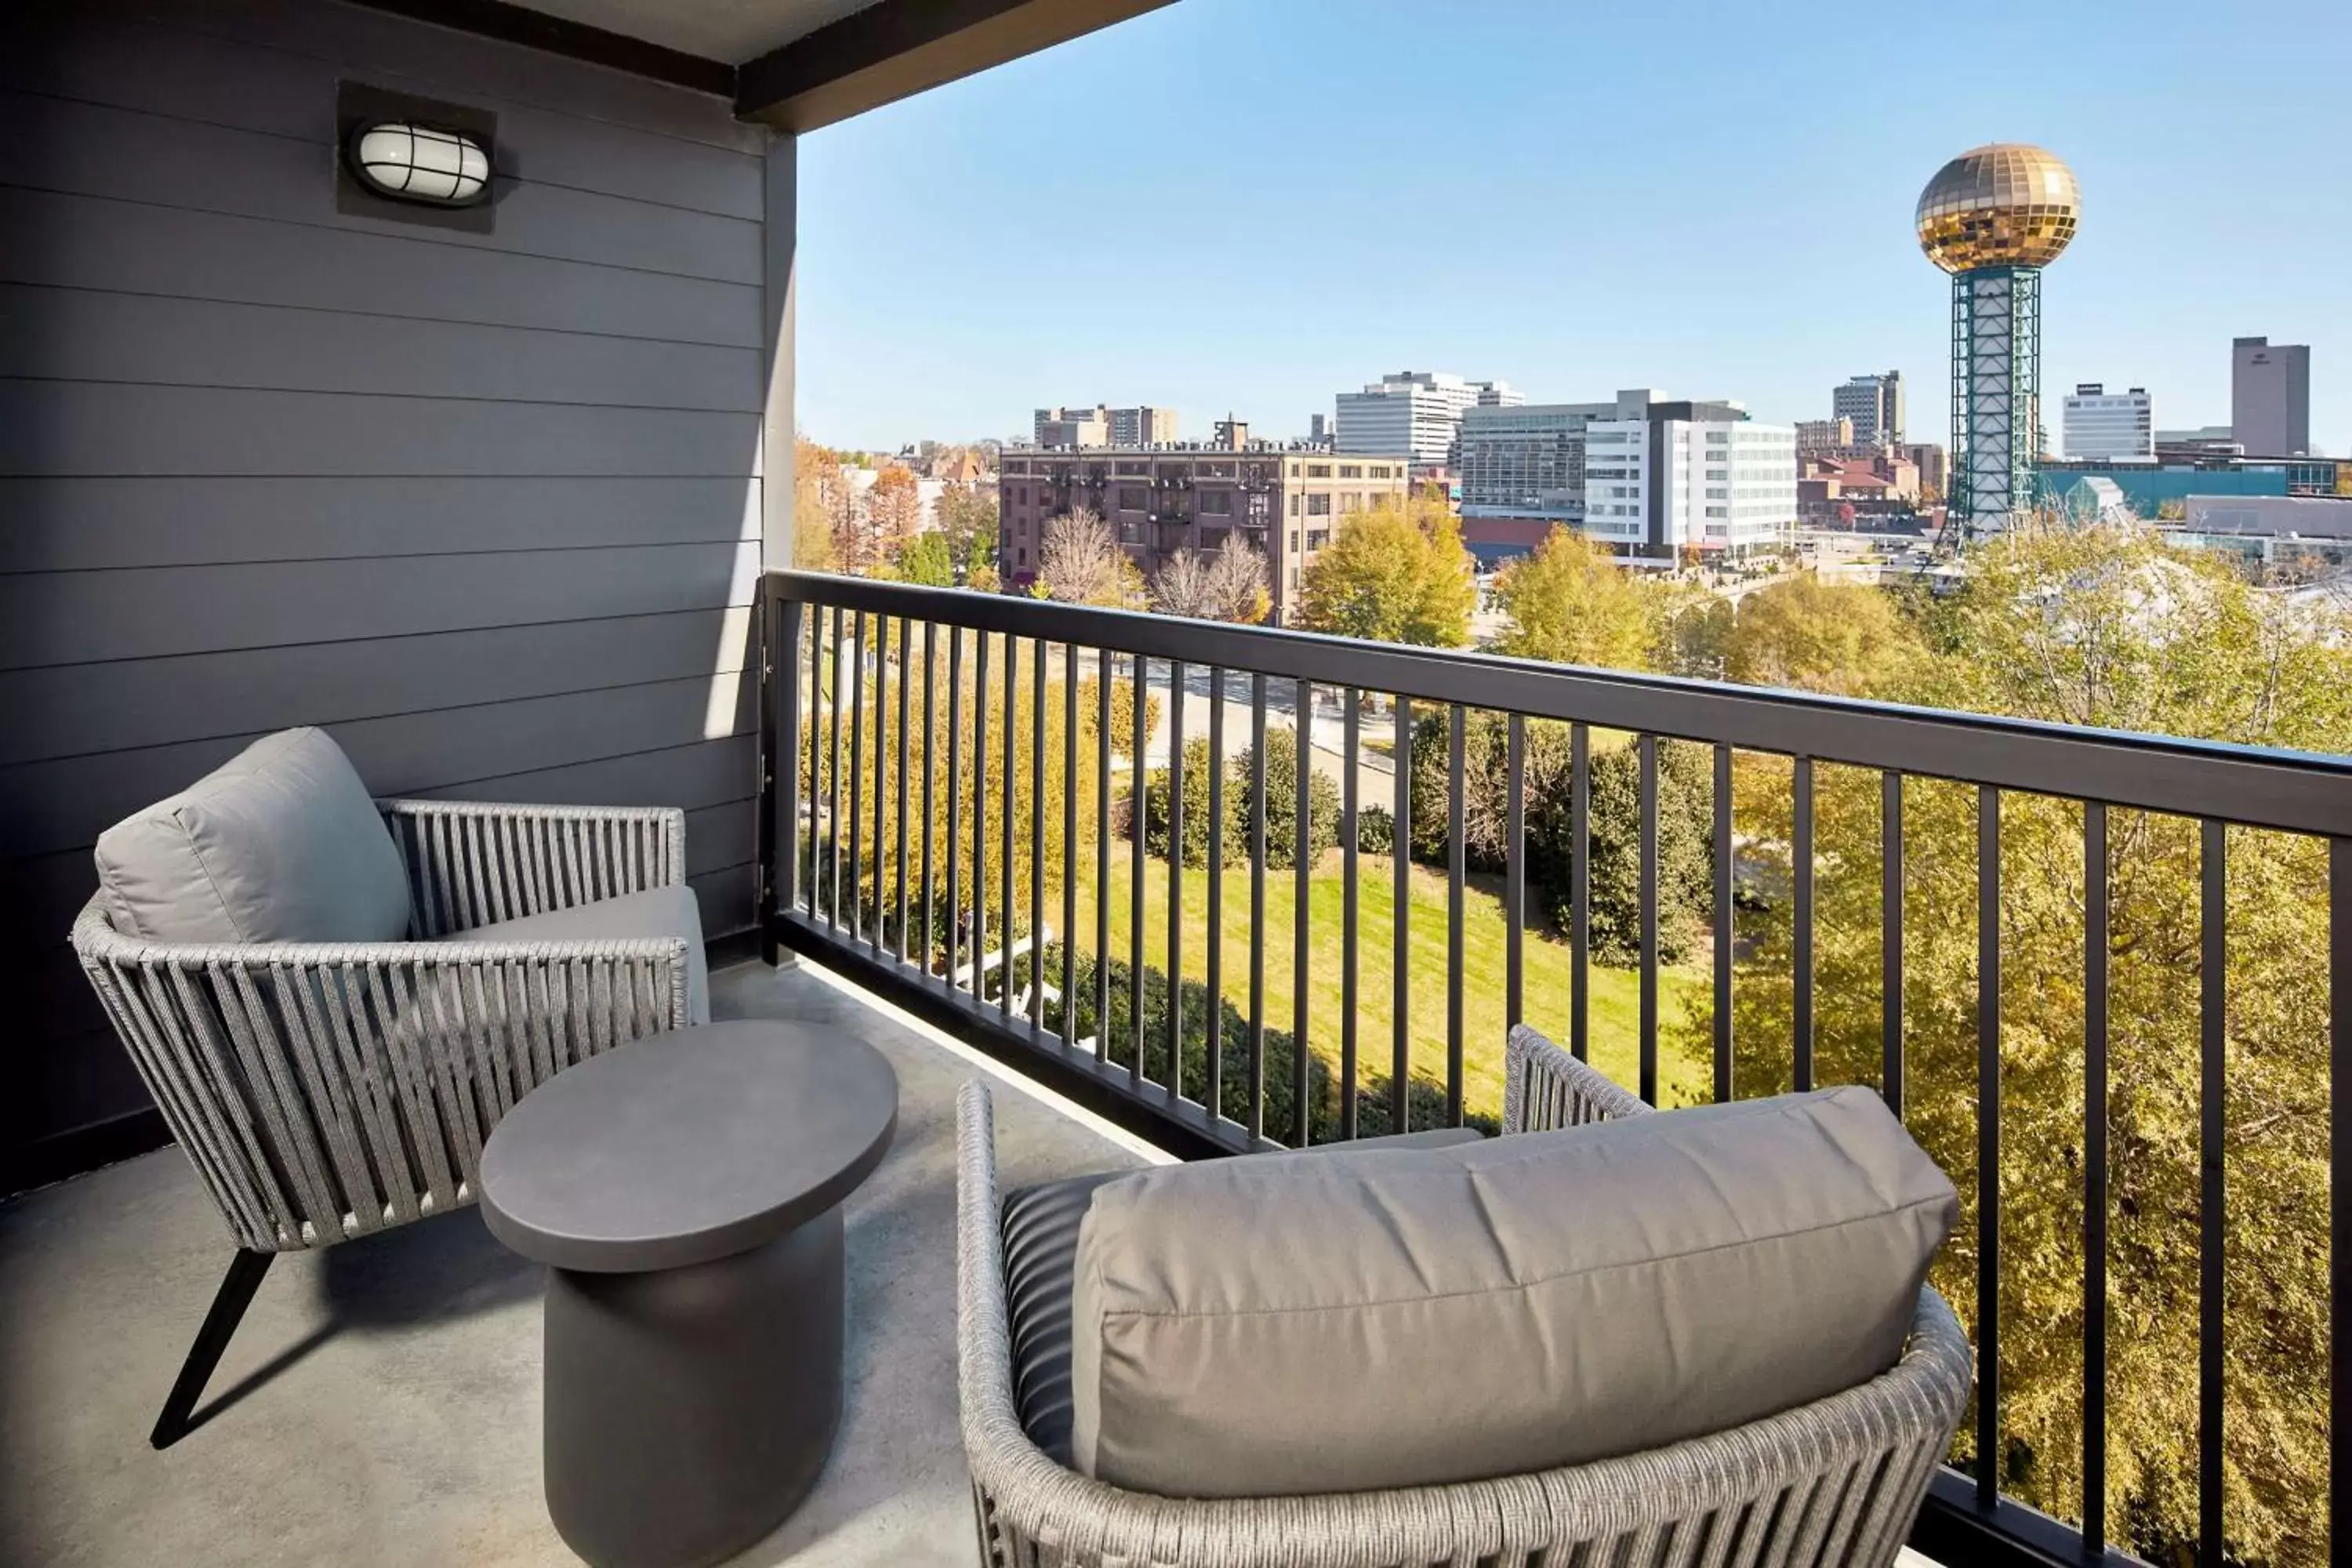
[1457,389,1793,564]
[1900,442,1949,499]
[1831,372,1904,448]
[1032,404,1179,448]
[2232,336,2312,456]
[2062,383,2154,461]
[1334,371,1516,466]
[1109,405,1179,445]
[1917,143,2082,534]
[1034,406,1109,447]
[1795,417,1857,453]
[996,444,1410,622]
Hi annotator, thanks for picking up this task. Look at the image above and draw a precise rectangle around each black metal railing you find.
[759,568,2351,1568]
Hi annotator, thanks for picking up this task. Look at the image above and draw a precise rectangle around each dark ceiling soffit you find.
[347,0,738,98]
[735,0,1178,131]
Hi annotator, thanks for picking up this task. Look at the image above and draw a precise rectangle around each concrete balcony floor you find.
[0,956,1161,1567]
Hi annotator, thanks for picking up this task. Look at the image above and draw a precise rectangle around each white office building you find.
[1586,412,1795,563]
[1334,371,1518,466]
[1459,389,1794,563]
[2062,383,2155,462]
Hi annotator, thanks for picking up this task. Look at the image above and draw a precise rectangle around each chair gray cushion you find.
[435,884,710,1025]
[93,727,411,945]
[1068,1087,1957,1498]
[1001,1126,1486,1466]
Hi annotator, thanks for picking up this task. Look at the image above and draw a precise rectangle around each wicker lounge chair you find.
[72,762,703,1449]
[956,1025,1972,1568]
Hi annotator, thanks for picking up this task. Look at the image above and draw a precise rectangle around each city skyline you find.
[796,0,2345,456]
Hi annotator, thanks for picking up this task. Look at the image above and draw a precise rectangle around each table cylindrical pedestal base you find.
[543,1207,844,1568]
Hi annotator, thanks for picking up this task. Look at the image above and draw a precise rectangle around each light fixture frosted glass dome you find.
[348,122,490,206]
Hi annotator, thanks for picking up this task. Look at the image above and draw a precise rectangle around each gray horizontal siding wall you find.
[2,0,775,1169]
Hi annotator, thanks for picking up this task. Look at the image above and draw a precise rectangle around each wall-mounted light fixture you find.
[345,121,491,207]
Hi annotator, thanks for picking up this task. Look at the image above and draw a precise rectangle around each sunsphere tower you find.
[1915,143,2081,535]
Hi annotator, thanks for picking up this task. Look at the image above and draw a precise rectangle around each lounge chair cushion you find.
[435,883,710,1026]
[1068,1087,1957,1497]
[1001,1125,1486,1467]
[94,727,412,945]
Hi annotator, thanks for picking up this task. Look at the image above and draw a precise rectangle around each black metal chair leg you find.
[151,1249,274,1450]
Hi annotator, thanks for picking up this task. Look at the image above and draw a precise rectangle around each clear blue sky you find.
[797,0,2348,456]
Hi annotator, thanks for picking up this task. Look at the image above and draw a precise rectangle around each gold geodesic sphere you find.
[1915,143,2080,273]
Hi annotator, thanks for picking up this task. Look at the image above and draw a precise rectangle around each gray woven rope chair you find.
[957,1024,1973,1568]
[69,728,706,1447]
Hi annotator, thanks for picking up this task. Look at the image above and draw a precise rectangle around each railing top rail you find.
[766,571,2352,838]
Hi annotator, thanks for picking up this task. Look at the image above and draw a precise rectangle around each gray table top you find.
[478,1021,898,1273]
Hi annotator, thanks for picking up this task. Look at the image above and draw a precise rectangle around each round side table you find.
[479,1021,898,1568]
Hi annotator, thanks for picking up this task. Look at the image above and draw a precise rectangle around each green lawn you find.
[1067,846,1708,1123]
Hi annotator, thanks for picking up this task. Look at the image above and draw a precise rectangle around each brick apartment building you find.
[998,445,1411,622]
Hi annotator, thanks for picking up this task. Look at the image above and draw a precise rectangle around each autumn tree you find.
[1038,508,1142,607]
[1491,524,1657,669]
[1675,524,2352,1564]
[1206,532,1272,622]
[1722,571,1922,696]
[862,464,923,568]
[933,482,1000,583]
[791,437,845,571]
[1296,493,1475,647]
[1149,533,1269,622]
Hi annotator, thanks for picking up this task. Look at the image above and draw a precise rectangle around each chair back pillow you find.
[94,728,412,944]
[1069,1086,1957,1498]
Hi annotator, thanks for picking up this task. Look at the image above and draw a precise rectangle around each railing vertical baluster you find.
[806,602,823,919]
[1392,695,1411,1133]
[1794,754,1816,1091]
[869,616,887,956]
[1639,732,1659,1105]
[1030,635,1046,1032]
[1976,784,2001,1512]
[779,597,804,919]
[2331,837,2349,1552]
[1712,742,1733,1102]
[1001,633,1018,1022]
[1130,661,1147,1086]
[1446,705,1466,1127]
[971,632,989,1000]
[1248,675,1268,1143]
[2083,800,2109,1559]
[1507,713,1526,1032]
[1167,662,1186,1102]
[1882,771,1904,1114]
[1096,648,1112,1063]
[1570,720,1589,1058]
[1206,670,1225,1123]
[1294,677,1312,1146]
[1341,688,1360,1141]
[895,616,911,960]
[2200,818,2226,1568]
[848,612,866,940]
[920,621,936,973]
[946,629,964,983]
[1062,643,1078,1047]
[837,606,856,931]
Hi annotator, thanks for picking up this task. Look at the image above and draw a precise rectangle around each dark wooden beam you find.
[347,0,737,98]
[735,0,1176,131]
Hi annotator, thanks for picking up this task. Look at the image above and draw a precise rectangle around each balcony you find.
[2,0,2333,1561]
[7,565,2347,1566]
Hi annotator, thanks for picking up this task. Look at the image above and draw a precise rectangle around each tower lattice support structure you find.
[1948,264,2041,538]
